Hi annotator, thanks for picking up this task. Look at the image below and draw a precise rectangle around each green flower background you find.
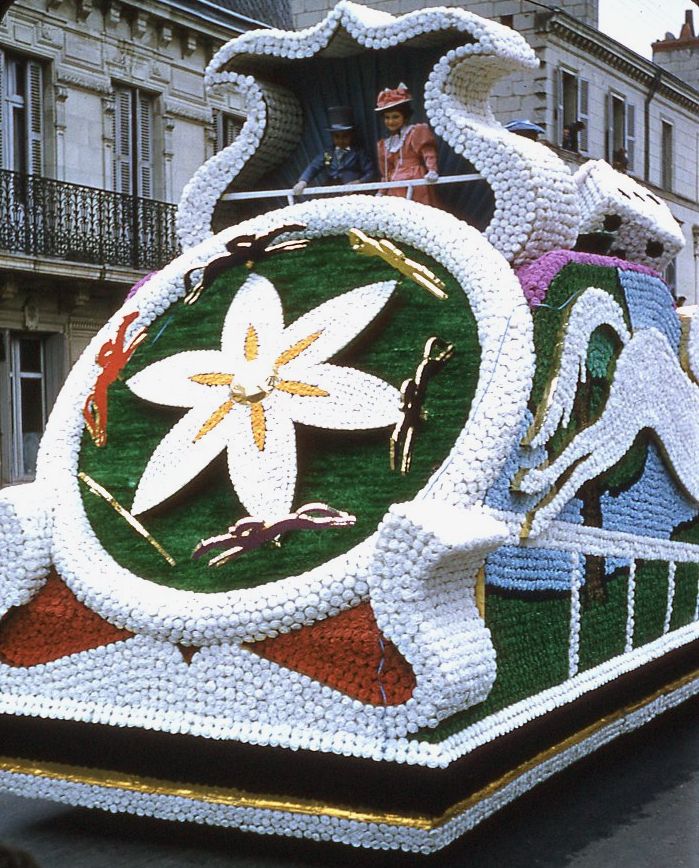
[78,235,481,593]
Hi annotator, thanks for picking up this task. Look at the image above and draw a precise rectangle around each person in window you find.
[562,120,585,152]
[612,147,629,173]
[375,84,439,207]
[292,106,374,196]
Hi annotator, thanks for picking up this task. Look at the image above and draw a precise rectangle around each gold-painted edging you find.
[0,667,696,832]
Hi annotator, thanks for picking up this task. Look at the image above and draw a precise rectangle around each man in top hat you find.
[293,106,374,196]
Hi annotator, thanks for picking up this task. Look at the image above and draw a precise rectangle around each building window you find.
[0,49,44,175]
[664,257,678,297]
[605,93,635,173]
[213,110,243,153]
[114,85,155,198]
[661,120,673,191]
[556,68,589,153]
[0,330,67,484]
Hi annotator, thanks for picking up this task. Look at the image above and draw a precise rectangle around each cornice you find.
[55,67,112,96]
[539,12,699,114]
[162,96,212,124]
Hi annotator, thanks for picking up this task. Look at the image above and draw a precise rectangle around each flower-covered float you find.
[0,2,696,855]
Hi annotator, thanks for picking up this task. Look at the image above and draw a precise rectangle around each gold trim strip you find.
[78,472,176,566]
[0,668,696,831]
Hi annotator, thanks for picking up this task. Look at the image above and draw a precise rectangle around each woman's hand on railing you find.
[425,170,439,183]
[292,180,307,197]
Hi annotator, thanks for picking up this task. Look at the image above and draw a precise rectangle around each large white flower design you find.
[126,274,401,519]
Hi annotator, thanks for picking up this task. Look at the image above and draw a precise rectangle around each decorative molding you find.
[162,97,211,125]
[159,23,173,49]
[68,287,91,310]
[0,277,18,302]
[183,32,198,57]
[23,298,40,331]
[40,22,63,45]
[76,0,93,23]
[107,2,122,27]
[544,13,699,113]
[133,11,148,39]
[56,68,112,96]
[70,317,107,333]
[55,85,69,130]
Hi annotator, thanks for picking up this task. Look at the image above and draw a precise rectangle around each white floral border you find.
[27,197,533,651]
[176,0,580,265]
[0,668,695,853]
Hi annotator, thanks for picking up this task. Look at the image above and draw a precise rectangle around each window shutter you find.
[0,50,5,171]
[604,92,611,163]
[223,114,241,148]
[577,78,589,153]
[114,86,133,194]
[25,60,43,175]
[626,103,636,172]
[136,91,153,199]
[44,332,68,415]
[555,67,563,145]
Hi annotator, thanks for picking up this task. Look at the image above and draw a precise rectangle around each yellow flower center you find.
[229,359,279,405]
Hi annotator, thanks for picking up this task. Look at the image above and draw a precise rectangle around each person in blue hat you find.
[505,119,545,141]
[293,106,375,196]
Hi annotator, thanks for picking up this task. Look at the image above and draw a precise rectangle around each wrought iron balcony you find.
[0,169,180,272]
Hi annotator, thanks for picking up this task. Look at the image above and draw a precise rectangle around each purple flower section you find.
[516,251,659,309]
[125,271,158,301]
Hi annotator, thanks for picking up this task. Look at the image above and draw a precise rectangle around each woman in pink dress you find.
[375,84,440,207]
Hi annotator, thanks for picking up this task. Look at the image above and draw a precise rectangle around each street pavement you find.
[0,695,697,868]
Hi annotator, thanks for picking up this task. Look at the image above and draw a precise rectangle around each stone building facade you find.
[0,0,279,485]
[290,0,699,304]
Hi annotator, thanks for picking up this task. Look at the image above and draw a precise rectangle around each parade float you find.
[0,2,696,854]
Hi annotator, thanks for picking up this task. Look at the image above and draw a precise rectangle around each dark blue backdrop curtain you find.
[227,45,495,231]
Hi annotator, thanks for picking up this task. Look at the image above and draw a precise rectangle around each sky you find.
[598,0,697,58]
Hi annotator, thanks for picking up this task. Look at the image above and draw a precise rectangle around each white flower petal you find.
[227,399,297,520]
[276,280,396,368]
[131,398,235,515]
[278,363,401,430]
[126,350,229,408]
[221,273,285,366]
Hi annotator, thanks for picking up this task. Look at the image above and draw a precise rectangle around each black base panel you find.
[0,640,696,818]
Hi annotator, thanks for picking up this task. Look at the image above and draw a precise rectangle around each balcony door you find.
[0,51,44,254]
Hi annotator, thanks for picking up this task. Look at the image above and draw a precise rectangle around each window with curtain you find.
[0,330,67,483]
[113,85,155,198]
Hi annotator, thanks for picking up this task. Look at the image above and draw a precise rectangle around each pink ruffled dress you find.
[377,123,439,206]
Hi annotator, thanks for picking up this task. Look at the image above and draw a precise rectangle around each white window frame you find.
[555,66,589,153]
[8,333,46,482]
[605,91,636,173]
[661,118,674,192]
[0,330,67,484]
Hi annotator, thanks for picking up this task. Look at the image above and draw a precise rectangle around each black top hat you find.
[326,106,355,131]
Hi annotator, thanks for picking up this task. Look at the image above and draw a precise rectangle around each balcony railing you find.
[0,169,180,271]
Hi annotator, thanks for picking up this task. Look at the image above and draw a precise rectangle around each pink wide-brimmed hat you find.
[375,83,412,112]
